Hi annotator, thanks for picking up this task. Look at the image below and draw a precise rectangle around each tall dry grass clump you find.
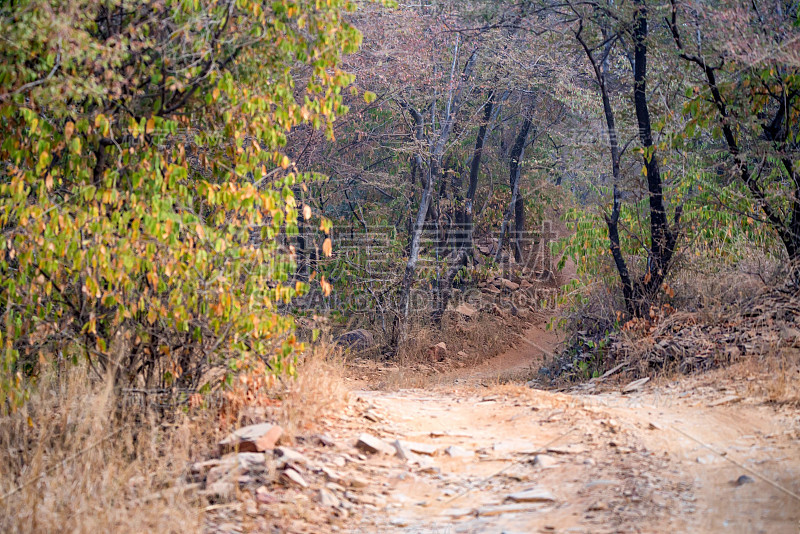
[0,367,209,534]
[277,344,349,438]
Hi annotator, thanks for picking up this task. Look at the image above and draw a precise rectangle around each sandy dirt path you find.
[317,323,800,534]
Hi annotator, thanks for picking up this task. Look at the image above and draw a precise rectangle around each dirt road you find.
[314,326,800,533]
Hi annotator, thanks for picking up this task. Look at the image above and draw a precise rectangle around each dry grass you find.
[0,367,210,534]
[277,344,349,439]
[0,342,354,533]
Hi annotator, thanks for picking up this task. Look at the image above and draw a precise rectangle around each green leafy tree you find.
[0,0,361,409]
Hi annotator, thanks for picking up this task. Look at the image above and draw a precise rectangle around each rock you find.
[218,423,283,454]
[317,488,341,507]
[345,491,386,507]
[236,452,268,470]
[454,303,478,318]
[427,342,448,361]
[280,467,308,488]
[457,350,468,358]
[478,503,545,516]
[588,501,608,511]
[500,278,520,291]
[547,444,589,455]
[347,475,369,488]
[314,434,336,447]
[363,410,383,423]
[708,395,741,407]
[506,488,557,503]
[392,440,416,462]
[255,485,277,504]
[205,481,235,499]
[493,440,536,454]
[622,377,650,394]
[326,481,346,492]
[335,329,375,351]
[274,447,311,468]
[356,433,396,456]
[696,454,718,465]
[532,454,557,468]
[401,440,439,456]
[445,445,475,458]
[206,453,266,484]
[734,475,754,486]
[443,508,474,518]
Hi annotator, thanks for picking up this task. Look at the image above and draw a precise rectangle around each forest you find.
[1,0,799,532]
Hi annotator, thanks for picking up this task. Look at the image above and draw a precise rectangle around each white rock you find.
[317,488,340,507]
[532,454,557,468]
[281,468,308,488]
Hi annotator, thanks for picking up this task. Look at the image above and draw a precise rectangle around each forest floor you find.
[206,317,800,534]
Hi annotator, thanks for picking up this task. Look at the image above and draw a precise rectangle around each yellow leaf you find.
[321,276,332,296]
[280,155,290,169]
[195,224,205,240]
[322,237,332,257]
[146,117,155,134]
[303,204,312,220]
[64,121,74,140]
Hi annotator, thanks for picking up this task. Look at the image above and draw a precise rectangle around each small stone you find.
[402,441,439,456]
[274,447,311,468]
[479,503,544,516]
[622,377,650,394]
[218,423,283,454]
[315,434,336,447]
[735,475,754,486]
[280,467,308,488]
[443,508,473,518]
[588,501,608,511]
[532,454,557,468]
[506,488,557,503]
[500,278,520,291]
[347,475,370,488]
[455,303,478,318]
[427,342,448,361]
[326,482,346,492]
[392,440,416,462]
[445,445,475,458]
[317,488,340,507]
[356,433,396,456]
[696,454,717,465]
[255,485,276,504]
[205,481,235,498]
[364,410,382,423]
[708,395,741,407]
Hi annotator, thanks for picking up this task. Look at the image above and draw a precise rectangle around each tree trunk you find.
[397,49,479,336]
[496,111,533,263]
[633,0,678,299]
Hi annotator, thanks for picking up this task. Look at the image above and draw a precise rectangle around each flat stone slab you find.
[356,433,396,456]
[506,488,557,503]
[399,440,439,456]
[219,423,283,454]
[478,503,546,516]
